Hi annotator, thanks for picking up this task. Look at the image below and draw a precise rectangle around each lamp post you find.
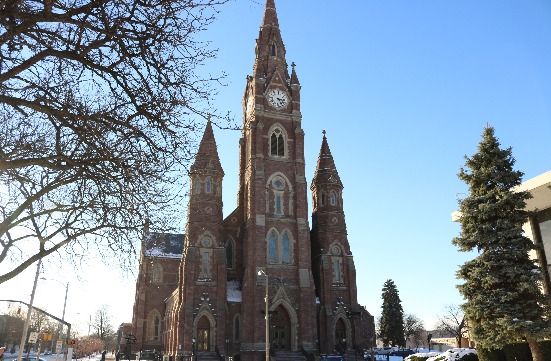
[192,337,196,361]
[41,278,69,356]
[257,270,269,361]
[225,338,229,361]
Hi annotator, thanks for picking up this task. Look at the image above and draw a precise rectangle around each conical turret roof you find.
[190,120,224,175]
[312,132,342,187]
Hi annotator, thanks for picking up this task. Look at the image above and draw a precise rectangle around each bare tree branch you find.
[0,0,231,283]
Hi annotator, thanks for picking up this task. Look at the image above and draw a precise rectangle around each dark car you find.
[389,349,415,357]
[320,356,345,361]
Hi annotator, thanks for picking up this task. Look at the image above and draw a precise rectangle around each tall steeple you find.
[253,0,288,79]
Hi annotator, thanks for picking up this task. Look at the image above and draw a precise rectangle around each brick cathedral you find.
[129,1,375,360]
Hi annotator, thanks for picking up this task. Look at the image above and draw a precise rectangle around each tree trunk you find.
[526,336,544,361]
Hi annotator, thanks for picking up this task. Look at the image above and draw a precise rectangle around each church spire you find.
[261,0,280,30]
[312,131,342,188]
[190,119,224,175]
[254,0,287,77]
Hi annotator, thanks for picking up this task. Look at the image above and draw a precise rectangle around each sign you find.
[28,332,39,343]
[56,340,63,353]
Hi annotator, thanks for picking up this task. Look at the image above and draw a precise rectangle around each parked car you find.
[22,357,48,361]
[390,349,415,357]
[320,355,345,361]
[375,347,396,355]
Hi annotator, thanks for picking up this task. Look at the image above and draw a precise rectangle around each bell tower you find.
[237,0,317,358]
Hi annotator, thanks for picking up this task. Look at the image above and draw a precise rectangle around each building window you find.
[275,191,283,215]
[147,311,161,341]
[151,263,163,283]
[271,43,277,57]
[282,232,290,264]
[234,315,240,341]
[320,191,326,206]
[226,240,234,269]
[268,231,278,263]
[201,251,211,278]
[334,259,341,283]
[206,178,212,194]
[330,191,337,206]
[540,220,551,244]
[270,128,285,157]
[194,177,201,194]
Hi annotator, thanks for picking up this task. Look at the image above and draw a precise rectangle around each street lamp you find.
[192,337,196,361]
[225,337,229,361]
[257,270,269,361]
[40,278,69,356]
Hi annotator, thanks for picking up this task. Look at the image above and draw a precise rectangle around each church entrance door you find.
[270,305,290,351]
[197,316,210,351]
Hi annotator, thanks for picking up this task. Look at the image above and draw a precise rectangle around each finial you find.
[322,130,326,137]
[291,62,296,69]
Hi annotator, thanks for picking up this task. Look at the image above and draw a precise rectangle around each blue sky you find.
[206,0,551,329]
[4,0,550,334]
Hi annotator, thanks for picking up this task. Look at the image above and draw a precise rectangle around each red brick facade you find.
[130,1,375,360]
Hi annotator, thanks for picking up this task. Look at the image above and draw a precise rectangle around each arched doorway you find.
[197,316,210,351]
[270,305,290,351]
[335,318,346,352]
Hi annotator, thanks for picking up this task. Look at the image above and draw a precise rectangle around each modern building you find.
[129,1,375,360]
[517,170,551,295]
[452,170,551,293]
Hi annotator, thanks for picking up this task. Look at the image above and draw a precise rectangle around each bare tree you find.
[0,0,230,284]
[434,305,468,348]
[77,336,104,357]
[92,305,114,342]
[403,313,425,347]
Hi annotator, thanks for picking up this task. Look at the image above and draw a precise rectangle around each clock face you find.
[267,89,288,109]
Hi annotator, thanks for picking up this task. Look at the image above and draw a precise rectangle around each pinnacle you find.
[312,132,342,187]
[190,119,224,175]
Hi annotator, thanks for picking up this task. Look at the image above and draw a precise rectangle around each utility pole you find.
[17,259,42,361]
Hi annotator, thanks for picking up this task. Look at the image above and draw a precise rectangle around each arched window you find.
[147,310,161,341]
[225,240,234,269]
[206,178,212,194]
[194,177,201,194]
[330,191,337,206]
[268,231,278,263]
[234,315,240,341]
[320,191,326,206]
[282,232,290,264]
[271,43,277,57]
[270,128,285,157]
[152,263,163,283]
[201,251,211,278]
[334,259,342,283]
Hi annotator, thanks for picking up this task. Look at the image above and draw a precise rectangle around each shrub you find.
[405,356,429,361]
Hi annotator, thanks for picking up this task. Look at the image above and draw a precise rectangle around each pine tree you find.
[453,126,550,361]
[380,279,405,347]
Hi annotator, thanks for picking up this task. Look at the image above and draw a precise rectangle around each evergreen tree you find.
[380,279,405,347]
[453,126,550,361]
